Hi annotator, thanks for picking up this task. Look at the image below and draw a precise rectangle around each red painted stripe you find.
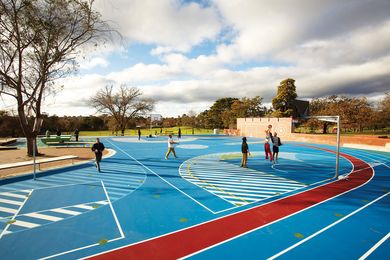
[91,148,373,260]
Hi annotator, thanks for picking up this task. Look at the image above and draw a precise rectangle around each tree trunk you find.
[322,123,328,134]
[26,136,38,157]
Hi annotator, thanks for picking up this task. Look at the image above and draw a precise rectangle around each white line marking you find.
[359,232,390,260]
[0,189,33,239]
[42,236,124,260]
[11,219,40,228]
[73,205,94,210]
[0,198,23,206]
[0,192,27,199]
[268,192,390,259]
[50,208,81,216]
[25,212,63,222]
[0,206,18,214]
[106,139,217,214]
[101,181,125,238]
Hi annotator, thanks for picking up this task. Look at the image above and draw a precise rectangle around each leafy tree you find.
[272,78,298,117]
[89,85,155,136]
[308,95,373,133]
[206,97,238,128]
[221,96,265,128]
[0,0,110,155]
[375,92,390,129]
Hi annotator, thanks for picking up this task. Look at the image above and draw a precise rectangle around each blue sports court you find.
[0,135,389,259]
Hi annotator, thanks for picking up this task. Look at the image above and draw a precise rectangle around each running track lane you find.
[89,148,373,260]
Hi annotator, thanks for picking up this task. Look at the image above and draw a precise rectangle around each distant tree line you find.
[1,79,389,137]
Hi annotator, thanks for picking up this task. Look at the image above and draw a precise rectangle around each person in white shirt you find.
[165,134,178,159]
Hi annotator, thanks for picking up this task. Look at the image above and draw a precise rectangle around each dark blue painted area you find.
[0,136,388,259]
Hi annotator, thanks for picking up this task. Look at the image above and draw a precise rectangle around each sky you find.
[2,0,390,117]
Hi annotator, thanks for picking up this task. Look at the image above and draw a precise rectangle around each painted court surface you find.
[0,136,389,259]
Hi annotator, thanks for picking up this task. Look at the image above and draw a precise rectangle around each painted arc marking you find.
[0,206,18,214]
[24,213,63,222]
[89,147,374,260]
[11,220,40,228]
[51,208,81,216]
[0,198,23,206]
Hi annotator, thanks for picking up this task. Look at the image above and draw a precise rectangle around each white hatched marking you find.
[96,201,109,205]
[181,152,308,206]
[11,220,40,228]
[73,204,94,210]
[25,212,63,222]
[0,206,18,214]
[51,208,81,216]
[212,190,271,199]
[208,186,281,195]
[0,192,27,199]
[0,198,23,206]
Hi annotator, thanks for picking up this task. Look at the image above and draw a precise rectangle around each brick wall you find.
[236,117,293,138]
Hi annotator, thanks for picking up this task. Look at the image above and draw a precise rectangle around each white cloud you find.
[95,0,222,52]
[79,57,109,70]
[14,0,389,117]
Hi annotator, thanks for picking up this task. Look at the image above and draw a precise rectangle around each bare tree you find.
[90,85,155,136]
[0,0,111,155]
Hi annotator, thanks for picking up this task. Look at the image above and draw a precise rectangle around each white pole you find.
[33,138,36,180]
[334,116,341,179]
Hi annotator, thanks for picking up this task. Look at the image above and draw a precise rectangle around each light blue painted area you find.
[0,136,388,259]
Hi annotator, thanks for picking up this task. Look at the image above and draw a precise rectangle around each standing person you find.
[45,129,50,137]
[165,134,178,159]
[138,128,141,140]
[178,128,182,139]
[241,137,251,168]
[56,128,61,136]
[91,138,105,172]
[272,132,282,164]
[160,128,163,135]
[264,124,273,162]
[74,128,79,142]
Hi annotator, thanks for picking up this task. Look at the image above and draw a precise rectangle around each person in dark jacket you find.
[272,132,282,164]
[138,128,141,140]
[91,138,105,172]
[74,128,79,142]
[241,137,251,168]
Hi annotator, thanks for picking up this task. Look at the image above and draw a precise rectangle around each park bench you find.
[0,155,78,171]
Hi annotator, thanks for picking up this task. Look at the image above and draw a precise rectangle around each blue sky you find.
[3,0,389,117]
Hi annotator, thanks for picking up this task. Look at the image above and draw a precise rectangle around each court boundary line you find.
[359,231,390,259]
[268,191,388,259]
[105,138,217,214]
[101,180,125,238]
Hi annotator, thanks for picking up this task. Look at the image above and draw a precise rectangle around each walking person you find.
[74,128,79,142]
[165,134,178,159]
[264,124,273,162]
[241,137,251,168]
[91,138,105,172]
[138,128,141,140]
[178,127,182,139]
[272,132,282,164]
